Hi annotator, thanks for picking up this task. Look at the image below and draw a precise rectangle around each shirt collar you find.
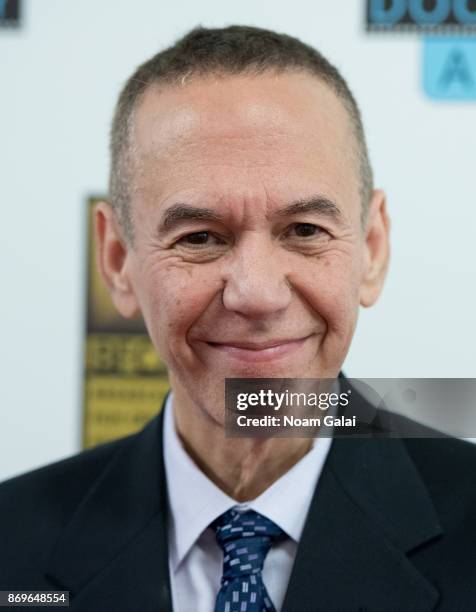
[163,392,333,571]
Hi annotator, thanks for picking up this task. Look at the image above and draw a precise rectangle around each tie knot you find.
[212,509,284,580]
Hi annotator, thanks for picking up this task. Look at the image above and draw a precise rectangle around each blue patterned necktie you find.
[212,508,285,612]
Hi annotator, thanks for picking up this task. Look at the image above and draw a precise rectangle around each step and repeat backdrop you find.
[1,0,475,480]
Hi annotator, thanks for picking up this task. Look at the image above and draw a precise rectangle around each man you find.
[1,25,475,612]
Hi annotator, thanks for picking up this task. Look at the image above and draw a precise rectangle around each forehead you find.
[130,71,360,216]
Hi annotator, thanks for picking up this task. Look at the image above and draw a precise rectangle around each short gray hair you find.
[109,25,374,243]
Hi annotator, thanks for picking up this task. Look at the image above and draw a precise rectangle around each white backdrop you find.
[1,0,475,481]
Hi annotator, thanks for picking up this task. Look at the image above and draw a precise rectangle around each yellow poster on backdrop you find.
[83,197,169,449]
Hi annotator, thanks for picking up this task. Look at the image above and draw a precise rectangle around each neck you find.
[171,389,313,502]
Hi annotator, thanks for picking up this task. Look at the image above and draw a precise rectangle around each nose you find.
[222,234,292,317]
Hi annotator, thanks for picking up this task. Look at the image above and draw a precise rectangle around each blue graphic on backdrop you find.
[367,0,476,31]
[0,0,8,18]
[0,0,20,26]
[423,37,476,100]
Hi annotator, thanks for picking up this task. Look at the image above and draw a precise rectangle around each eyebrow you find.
[160,204,222,232]
[158,195,343,233]
[276,196,343,224]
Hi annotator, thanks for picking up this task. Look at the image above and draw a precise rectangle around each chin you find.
[223,360,317,379]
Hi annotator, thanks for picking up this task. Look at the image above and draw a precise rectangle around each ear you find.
[359,189,391,308]
[94,201,140,318]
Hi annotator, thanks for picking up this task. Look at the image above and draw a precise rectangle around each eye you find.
[287,223,326,238]
[181,231,209,245]
[175,231,225,247]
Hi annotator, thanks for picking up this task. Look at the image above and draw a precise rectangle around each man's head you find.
[96,25,390,424]
[109,25,374,243]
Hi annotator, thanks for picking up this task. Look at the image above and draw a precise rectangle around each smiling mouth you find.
[204,335,313,362]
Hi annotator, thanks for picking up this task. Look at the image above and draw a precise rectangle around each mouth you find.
[203,335,314,363]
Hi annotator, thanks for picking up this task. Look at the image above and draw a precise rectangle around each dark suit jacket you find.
[1,382,476,612]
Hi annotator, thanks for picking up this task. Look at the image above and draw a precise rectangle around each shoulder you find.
[0,433,136,577]
[373,406,476,525]
[400,435,476,605]
[403,435,476,526]
[0,433,133,507]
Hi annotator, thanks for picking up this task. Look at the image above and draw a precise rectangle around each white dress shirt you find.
[163,393,333,612]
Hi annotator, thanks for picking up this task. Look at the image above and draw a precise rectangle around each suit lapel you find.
[282,385,443,612]
[45,410,173,612]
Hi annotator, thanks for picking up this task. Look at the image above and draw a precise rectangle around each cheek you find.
[294,252,362,333]
[137,263,221,358]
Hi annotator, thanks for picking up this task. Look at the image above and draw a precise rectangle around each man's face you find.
[97,71,389,423]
